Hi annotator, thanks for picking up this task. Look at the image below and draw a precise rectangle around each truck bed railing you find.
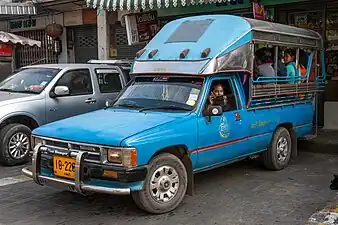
[248,75,325,109]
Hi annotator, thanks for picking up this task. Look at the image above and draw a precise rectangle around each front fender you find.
[121,114,198,168]
[0,111,42,127]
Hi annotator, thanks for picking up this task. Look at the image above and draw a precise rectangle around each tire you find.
[0,123,32,166]
[263,127,292,171]
[132,153,188,214]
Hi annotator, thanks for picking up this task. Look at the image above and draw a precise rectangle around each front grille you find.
[45,140,68,149]
[42,138,101,163]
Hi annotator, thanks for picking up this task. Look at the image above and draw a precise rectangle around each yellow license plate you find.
[53,155,76,179]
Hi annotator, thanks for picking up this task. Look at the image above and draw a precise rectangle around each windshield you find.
[0,67,60,94]
[113,76,204,112]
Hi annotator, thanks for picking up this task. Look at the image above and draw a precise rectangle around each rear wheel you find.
[132,153,187,214]
[263,127,292,171]
[0,123,32,166]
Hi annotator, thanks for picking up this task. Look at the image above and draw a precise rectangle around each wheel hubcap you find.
[8,132,30,159]
[150,165,179,203]
[277,137,288,162]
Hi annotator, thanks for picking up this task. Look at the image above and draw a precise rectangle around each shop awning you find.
[0,1,36,15]
[0,31,41,47]
[86,0,228,11]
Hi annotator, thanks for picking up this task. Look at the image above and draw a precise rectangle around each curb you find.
[298,139,338,155]
[307,196,338,225]
[298,129,338,155]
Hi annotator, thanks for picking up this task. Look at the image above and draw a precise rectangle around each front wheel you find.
[0,123,32,166]
[132,153,188,214]
[263,127,292,171]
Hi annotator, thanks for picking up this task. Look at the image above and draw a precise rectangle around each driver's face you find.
[213,85,224,97]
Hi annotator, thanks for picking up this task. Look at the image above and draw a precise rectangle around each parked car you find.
[0,60,132,166]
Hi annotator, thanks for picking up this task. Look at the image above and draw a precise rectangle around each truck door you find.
[46,68,100,123]
[196,76,250,170]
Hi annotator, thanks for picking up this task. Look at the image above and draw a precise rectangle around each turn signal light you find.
[123,149,137,168]
[201,48,211,58]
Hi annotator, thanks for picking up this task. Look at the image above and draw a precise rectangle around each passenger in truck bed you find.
[254,48,276,78]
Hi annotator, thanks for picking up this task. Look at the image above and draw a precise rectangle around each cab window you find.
[96,71,122,93]
[204,79,238,112]
[56,69,93,96]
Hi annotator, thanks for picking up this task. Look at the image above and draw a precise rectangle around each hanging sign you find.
[253,2,265,20]
[125,11,159,45]
[216,0,244,7]
[9,19,36,30]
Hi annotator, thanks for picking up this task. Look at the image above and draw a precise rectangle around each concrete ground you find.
[0,150,337,225]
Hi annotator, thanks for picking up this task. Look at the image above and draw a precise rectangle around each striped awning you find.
[0,2,36,15]
[86,0,229,11]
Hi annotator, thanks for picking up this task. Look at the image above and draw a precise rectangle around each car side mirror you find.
[105,99,114,108]
[202,105,223,117]
[51,86,69,98]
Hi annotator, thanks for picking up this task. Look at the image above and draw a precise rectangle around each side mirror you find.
[52,86,69,97]
[105,99,114,108]
[202,105,223,117]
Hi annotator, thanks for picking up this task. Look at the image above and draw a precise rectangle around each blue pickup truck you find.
[22,15,325,214]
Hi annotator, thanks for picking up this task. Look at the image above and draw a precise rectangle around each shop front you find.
[8,15,65,68]
[63,9,99,63]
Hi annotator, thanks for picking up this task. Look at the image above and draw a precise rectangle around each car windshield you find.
[0,67,60,94]
[112,76,204,112]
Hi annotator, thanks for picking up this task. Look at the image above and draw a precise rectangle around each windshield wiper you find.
[139,105,191,112]
[17,90,38,94]
[0,88,15,92]
[0,88,38,94]
[106,103,142,110]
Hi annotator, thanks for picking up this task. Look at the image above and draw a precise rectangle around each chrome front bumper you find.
[22,144,131,195]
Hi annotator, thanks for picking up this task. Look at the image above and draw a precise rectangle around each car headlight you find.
[107,148,137,168]
[32,136,44,148]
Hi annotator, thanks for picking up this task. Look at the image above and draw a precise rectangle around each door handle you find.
[85,98,96,104]
[235,112,241,121]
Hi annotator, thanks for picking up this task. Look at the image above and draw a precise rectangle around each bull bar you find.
[22,143,131,195]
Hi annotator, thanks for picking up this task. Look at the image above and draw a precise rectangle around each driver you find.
[207,84,230,112]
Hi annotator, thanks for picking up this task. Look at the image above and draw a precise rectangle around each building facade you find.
[0,0,100,66]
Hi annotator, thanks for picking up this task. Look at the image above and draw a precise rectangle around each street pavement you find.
[0,151,337,225]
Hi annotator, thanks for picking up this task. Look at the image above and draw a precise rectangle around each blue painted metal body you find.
[32,14,323,191]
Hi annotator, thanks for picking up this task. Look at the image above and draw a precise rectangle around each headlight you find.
[32,137,44,148]
[107,148,137,168]
[107,149,122,164]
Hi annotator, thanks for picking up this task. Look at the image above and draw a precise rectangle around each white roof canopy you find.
[0,31,41,47]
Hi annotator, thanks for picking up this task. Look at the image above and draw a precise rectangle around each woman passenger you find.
[283,49,299,83]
